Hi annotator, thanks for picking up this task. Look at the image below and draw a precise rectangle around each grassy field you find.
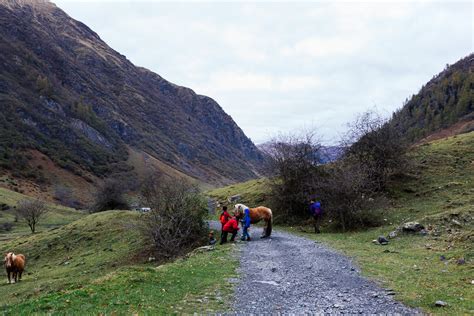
[207,178,268,209]
[0,187,84,242]
[0,209,239,314]
[208,131,474,314]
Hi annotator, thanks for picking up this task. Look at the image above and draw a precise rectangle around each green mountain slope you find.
[0,0,264,187]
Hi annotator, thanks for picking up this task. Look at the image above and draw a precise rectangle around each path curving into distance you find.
[231,228,418,314]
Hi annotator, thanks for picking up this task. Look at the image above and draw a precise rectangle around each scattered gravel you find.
[231,228,418,314]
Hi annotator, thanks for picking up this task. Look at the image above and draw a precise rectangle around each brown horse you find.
[234,203,273,238]
[4,252,26,284]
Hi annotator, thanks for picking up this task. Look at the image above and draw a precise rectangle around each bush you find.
[90,179,130,213]
[0,222,13,232]
[138,175,207,258]
[343,110,409,191]
[263,132,322,222]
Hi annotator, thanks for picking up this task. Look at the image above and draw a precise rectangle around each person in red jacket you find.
[219,206,232,235]
[220,215,239,244]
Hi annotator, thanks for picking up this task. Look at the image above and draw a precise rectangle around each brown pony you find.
[4,252,26,284]
[234,203,273,238]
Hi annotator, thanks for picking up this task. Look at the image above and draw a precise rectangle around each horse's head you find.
[4,252,13,268]
[234,204,247,219]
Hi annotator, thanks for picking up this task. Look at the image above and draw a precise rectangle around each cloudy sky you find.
[55,0,473,144]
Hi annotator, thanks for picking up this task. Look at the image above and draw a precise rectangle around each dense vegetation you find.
[391,54,474,141]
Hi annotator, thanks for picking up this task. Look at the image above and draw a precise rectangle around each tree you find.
[263,132,323,222]
[343,110,408,191]
[138,175,207,258]
[16,199,48,233]
[90,179,130,213]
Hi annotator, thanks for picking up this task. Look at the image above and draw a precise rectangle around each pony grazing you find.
[4,252,26,284]
[234,203,273,238]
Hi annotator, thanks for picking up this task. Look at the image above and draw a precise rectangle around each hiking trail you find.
[230,227,417,314]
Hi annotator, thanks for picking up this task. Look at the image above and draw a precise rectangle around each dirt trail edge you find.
[232,228,418,314]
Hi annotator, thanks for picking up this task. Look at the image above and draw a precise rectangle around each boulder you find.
[435,300,447,307]
[388,231,398,239]
[377,236,389,245]
[402,221,425,233]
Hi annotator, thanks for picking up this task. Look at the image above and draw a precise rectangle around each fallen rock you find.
[440,255,447,261]
[451,219,462,227]
[456,258,465,265]
[388,231,398,239]
[378,236,389,245]
[435,300,447,307]
[271,267,277,273]
[402,222,425,233]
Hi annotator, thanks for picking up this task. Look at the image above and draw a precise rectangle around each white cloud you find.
[54,0,473,144]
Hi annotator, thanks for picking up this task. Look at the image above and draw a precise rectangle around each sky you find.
[54,0,473,145]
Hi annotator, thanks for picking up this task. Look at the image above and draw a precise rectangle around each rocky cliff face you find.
[0,0,264,185]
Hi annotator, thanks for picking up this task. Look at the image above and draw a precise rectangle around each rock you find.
[148,256,156,262]
[271,267,277,273]
[419,229,428,236]
[377,236,389,245]
[451,219,462,227]
[440,255,447,261]
[402,221,425,233]
[456,258,465,265]
[435,300,447,307]
[388,231,398,238]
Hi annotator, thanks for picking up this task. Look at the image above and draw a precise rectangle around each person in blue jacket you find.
[309,200,323,234]
[240,207,251,241]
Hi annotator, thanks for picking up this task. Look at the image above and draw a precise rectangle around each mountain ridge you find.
[0,0,264,198]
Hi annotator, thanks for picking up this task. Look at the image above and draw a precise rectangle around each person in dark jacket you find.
[240,207,251,241]
[309,200,323,233]
[220,215,239,244]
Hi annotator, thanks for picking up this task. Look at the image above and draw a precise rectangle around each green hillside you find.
[207,131,474,314]
[0,187,84,242]
[0,210,238,314]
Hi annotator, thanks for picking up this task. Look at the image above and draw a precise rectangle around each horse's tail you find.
[266,208,273,237]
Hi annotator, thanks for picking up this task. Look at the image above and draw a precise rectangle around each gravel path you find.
[231,227,417,314]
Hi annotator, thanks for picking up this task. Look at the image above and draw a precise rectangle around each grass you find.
[208,131,474,314]
[0,198,239,314]
[2,240,238,314]
[0,187,84,242]
[207,178,269,208]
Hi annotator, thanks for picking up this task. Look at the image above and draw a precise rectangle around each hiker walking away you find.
[310,200,323,234]
[220,214,239,244]
[219,206,231,236]
[240,207,251,241]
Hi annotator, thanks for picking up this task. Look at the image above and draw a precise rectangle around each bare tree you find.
[342,110,408,191]
[16,199,48,233]
[263,132,323,222]
[138,175,207,258]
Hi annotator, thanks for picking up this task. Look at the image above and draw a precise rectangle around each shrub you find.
[263,132,322,222]
[138,175,207,258]
[90,179,130,213]
[1,222,13,232]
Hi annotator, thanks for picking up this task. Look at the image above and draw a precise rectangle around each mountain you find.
[390,54,474,142]
[0,0,264,197]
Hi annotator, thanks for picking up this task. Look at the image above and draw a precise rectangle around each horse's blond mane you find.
[234,203,248,212]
